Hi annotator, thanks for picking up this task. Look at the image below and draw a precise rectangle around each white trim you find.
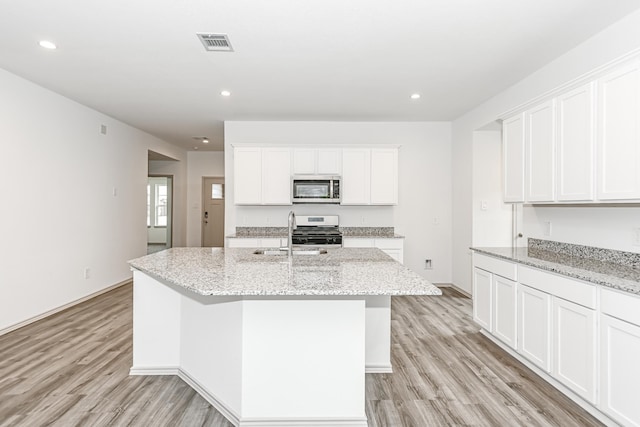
[128,366,180,376]
[0,279,132,336]
[238,418,368,427]
[365,364,393,373]
[498,47,640,120]
[480,330,618,427]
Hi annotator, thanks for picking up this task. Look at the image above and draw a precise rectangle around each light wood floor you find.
[0,284,602,427]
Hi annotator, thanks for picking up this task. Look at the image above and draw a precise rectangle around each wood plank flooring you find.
[0,284,603,427]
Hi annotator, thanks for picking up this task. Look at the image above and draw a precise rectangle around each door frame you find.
[201,176,225,247]
[148,174,174,249]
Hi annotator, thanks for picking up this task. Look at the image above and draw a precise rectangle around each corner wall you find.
[0,67,187,332]
[224,121,453,283]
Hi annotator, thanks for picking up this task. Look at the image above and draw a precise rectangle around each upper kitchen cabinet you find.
[293,148,341,175]
[525,100,556,202]
[234,146,292,205]
[341,147,398,205]
[556,83,595,201]
[597,60,640,201]
[341,148,371,205]
[503,113,526,202]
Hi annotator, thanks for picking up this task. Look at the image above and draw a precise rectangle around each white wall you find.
[451,9,640,293]
[0,67,187,332]
[224,121,453,283]
[186,151,225,247]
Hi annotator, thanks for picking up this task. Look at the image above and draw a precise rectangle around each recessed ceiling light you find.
[220,90,231,97]
[411,93,421,100]
[39,40,57,50]
[202,138,209,144]
[194,146,199,150]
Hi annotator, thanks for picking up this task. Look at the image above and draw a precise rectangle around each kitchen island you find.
[128,247,440,427]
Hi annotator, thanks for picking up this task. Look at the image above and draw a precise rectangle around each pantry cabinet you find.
[597,60,640,200]
[234,147,292,205]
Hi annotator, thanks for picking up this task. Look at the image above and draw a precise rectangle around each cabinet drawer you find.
[601,288,640,326]
[518,266,596,309]
[474,253,517,280]
[374,238,403,249]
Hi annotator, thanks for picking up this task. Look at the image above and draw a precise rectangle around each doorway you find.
[147,175,173,254]
[202,177,225,247]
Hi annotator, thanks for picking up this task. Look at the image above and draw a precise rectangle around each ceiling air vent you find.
[197,33,234,52]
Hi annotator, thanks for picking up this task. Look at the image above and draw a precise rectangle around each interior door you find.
[202,177,225,247]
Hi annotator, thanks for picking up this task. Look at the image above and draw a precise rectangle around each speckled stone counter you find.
[471,244,640,295]
[226,226,404,239]
[341,227,404,238]
[129,247,440,296]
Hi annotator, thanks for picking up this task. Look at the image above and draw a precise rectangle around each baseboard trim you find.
[130,366,368,427]
[0,279,132,336]
[479,330,619,427]
[365,364,393,373]
[435,283,471,298]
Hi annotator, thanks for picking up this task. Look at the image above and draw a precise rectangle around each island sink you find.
[253,248,328,256]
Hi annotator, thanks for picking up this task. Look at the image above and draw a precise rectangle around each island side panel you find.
[365,295,392,373]
[240,298,367,424]
[130,270,181,373]
[179,294,244,421]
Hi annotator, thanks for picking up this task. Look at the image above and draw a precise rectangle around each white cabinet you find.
[370,148,398,205]
[503,114,526,202]
[597,60,640,200]
[341,148,371,205]
[493,275,517,349]
[556,83,595,201]
[293,148,341,175]
[526,100,556,202]
[234,147,292,205]
[552,297,596,403]
[342,237,404,264]
[599,288,640,426]
[472,267,492,332]
[341,148,398,205]
[517,284,552,372]
[234,147,262,205]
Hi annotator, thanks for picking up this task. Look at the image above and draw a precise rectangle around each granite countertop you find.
[227,227,404,239]
[129,247,441,297]
[471,246,640,295]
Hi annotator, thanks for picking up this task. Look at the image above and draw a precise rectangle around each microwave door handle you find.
[329,180,333,199]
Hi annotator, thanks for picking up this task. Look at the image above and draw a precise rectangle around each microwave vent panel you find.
[197,34,234,52]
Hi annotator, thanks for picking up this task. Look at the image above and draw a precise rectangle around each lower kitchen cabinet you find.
[472,267,492,331]
[493,275,517,349]
[517,284,551,372]
[342,237,404,264]
[552,297,596,404]
[599,288,640,426]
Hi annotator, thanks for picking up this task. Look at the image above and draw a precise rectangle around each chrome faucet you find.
[286,210,296,260]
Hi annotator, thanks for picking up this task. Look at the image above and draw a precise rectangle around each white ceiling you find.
[2,0,639,151]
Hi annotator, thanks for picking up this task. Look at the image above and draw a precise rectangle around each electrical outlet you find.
[84,267,90,279]
[480,200,488,211]
[544,221,552,237]
[424,259,432,269]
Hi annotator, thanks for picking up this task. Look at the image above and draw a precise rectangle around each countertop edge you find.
[471,247,640,296]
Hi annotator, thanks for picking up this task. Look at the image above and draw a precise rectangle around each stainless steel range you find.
[292,215,342,247]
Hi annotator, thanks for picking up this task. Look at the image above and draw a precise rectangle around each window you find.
[147,180,168,227]
[211,183,224,199]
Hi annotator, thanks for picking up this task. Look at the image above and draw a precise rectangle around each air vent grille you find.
[197,33,234,52]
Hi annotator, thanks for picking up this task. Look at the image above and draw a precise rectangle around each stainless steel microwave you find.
[292,175,341,204]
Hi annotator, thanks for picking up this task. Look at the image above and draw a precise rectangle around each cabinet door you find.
[262,148,292,205]
[552,297,596,403]
[292,148,315,174]
[493,276,517,349]
[517,284,551,372]
[341,148,371,205]
[375,238,404,264]
[234,147,263,205]
[472,268,492,331]
[526,101,556,202]
[556,83,595,201]
[597,60,640,200]
[342,237,375,248]
[503,114,526,202]
[600,314,640,426]
[316,148,342,175]
[370,148,398,205]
